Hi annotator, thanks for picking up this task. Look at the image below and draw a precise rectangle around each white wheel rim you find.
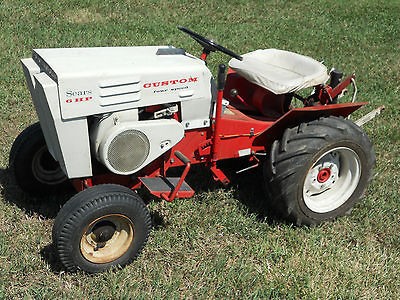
[303,147,361,213]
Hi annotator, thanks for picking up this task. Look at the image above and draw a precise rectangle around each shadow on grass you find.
[0,167,71,273]
[0,167,71,219]
[0,158,279,273]
[40,244,66,273]
[170,159,279,225]
[219,160,279,224]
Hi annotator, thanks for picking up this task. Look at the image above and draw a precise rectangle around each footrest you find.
[139,177,195,199]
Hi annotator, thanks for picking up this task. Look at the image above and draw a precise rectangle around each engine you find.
[90,109,184,175]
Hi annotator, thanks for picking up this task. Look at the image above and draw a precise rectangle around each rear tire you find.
[264,116,375,225]
[53,184,152,273]
[9,122,68,195]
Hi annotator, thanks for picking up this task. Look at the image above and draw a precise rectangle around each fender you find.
[254,102,368,146]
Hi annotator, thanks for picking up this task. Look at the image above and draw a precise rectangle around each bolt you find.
[230,89,238,97]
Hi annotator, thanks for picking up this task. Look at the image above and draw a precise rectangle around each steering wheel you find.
[178,26,243,61]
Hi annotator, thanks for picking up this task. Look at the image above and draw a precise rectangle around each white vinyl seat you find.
[229,49,329,95]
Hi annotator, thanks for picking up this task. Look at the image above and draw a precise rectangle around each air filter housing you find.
[107,129,150,173]
[92,112,184,175]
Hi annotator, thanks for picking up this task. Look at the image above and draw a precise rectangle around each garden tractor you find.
[11,26,380,273]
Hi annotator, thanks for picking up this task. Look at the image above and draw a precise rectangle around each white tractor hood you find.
[31,46,213,120]
[33,46,203,80]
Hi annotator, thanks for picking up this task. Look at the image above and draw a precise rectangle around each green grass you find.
[1,0,399,298]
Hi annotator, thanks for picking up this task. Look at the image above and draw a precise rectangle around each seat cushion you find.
[229,49,329,95]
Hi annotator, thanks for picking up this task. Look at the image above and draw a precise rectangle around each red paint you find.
[212,87,224,162]
[317,168,332,183]
[329,74,355,99]
[143,77,198,88]
[200,52,208,61]
[70,71,367,201]
[319,74,356,104]
[162,159,192,202]
[66,96,92,103]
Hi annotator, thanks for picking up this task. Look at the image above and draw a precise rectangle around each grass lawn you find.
[0,0,399,298]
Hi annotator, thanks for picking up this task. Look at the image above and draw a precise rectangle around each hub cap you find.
[303,147,361,213]
[80,214,134,264]
[317,168,332,183]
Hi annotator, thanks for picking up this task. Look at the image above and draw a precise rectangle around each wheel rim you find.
[31,145,66,185]
[80,214,134,264]
[303,147,361,213]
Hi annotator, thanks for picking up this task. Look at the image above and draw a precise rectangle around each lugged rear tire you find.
[264,116,375,226]
[53,184,152,273]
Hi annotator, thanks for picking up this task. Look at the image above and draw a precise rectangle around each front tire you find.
[53,184,152,273]
[9,122,68,195]
[264,116,375,225]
